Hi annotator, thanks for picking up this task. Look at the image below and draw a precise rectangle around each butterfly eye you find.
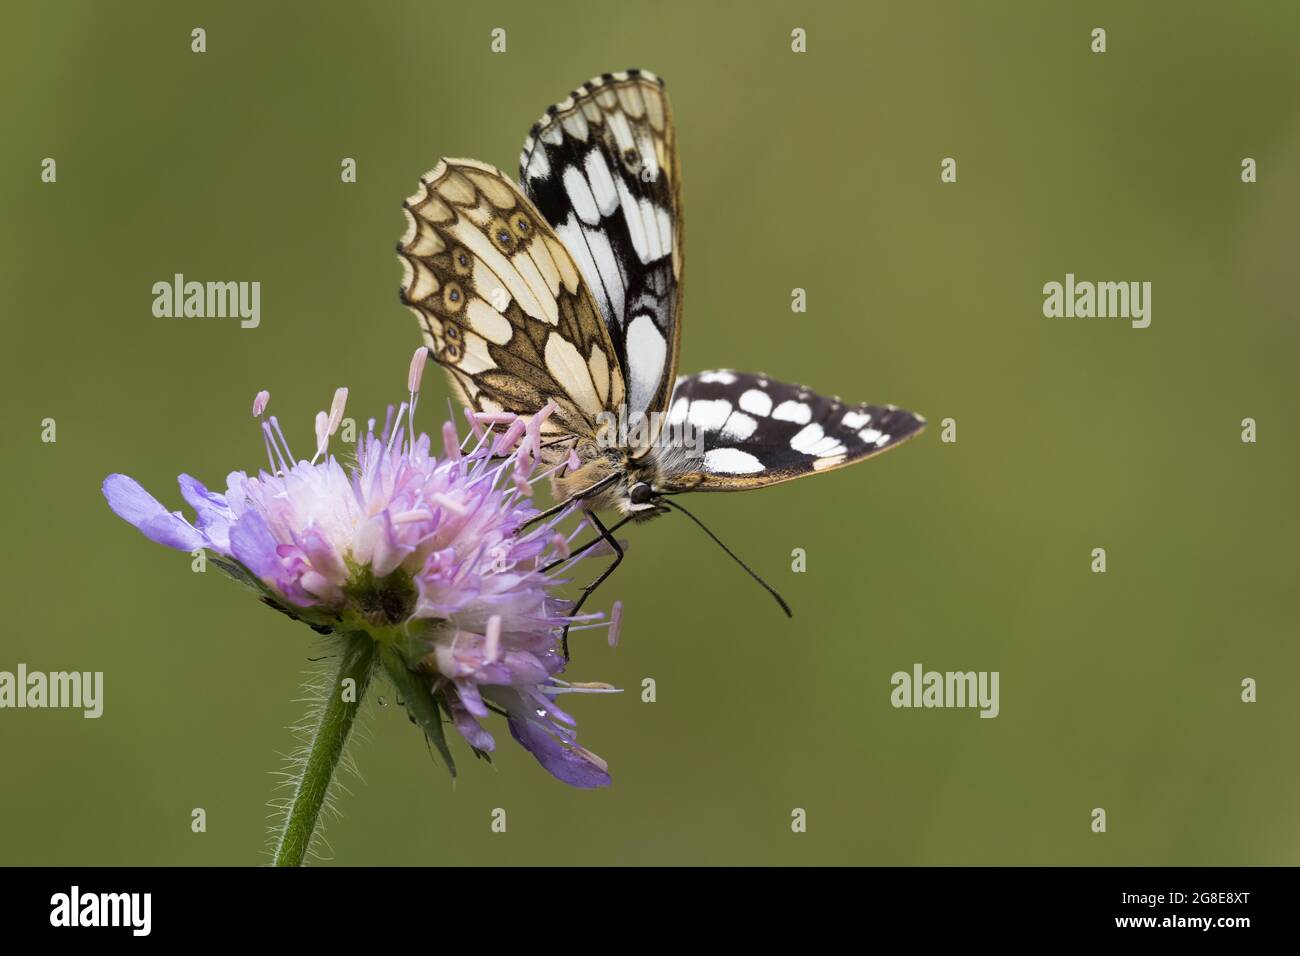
[629,482,654,505]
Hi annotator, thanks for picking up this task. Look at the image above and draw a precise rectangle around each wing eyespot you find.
[452,247,473,276]
[442,281,466,313]
[488,217,517,253]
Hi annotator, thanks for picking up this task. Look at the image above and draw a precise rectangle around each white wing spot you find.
[698,371,737,385]
[544,334,601,418]
[858,427,890,447]
[703,448,765,474]
[842,410,872,429]
[790,423,826,454]
[625,314,667,416]
[607,109,636,154]
[667,396,689,425]
[585,150,619,215]
[640,198,664,261]
[738,389,772,416]
[563,165,601,226]
[685,399,732,431]
[615,176,650,263]
[720,412,758,441]
[583,224,624,322]
[556,216,609,321]
[656,205,673,256]
[773,400,812,424]
[789,423,846,458]
[557,216,624,325]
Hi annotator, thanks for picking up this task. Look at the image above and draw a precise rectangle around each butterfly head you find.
[552,448,668,519]
[623,478,670,518]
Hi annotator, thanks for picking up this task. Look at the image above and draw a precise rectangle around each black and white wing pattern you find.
[518,69,683,456]
[397,158,626,444]
[657,371,927,491]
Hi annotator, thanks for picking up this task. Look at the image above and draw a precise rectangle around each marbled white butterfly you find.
[398,70,925,627]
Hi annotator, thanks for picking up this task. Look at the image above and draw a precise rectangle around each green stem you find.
[272,632,376,867]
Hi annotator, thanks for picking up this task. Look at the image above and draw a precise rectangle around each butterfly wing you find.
[518,70,683,454]
[398,158,625,444]
[658,371,926,491]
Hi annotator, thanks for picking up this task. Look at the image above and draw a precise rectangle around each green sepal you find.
[378,646,457,779]
[209,553,340,633]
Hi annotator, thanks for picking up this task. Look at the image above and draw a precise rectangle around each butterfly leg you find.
[517,496,574,533]
[517,472,621,534]
[482,435,577,464]
[540,513,635,575]
[560,511,629,662]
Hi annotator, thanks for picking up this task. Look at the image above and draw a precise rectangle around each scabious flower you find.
[103,349,623,788]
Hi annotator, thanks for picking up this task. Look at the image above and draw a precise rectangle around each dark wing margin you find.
[656,370,926,491]
[518,69,683,454]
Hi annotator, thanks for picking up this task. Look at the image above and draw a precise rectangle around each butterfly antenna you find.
[661,499,792,617]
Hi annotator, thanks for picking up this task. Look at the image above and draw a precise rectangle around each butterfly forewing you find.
[518,70,683,454]
[398,158,625,443]
[659,370,927,491]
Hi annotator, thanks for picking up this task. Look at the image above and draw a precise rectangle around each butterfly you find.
[397,69,925,632]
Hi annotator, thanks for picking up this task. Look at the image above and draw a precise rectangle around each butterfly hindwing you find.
[398,158,626,442]
[658,371,927,491]
[518,70,683,453]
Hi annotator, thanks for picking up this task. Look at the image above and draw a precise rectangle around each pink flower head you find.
[104,353,621,787]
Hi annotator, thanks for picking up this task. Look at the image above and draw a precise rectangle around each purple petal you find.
[295,525,348,586]
[355,511,412,577]
[454,679,490,718]
[230,511,312,607]
[102,474,206,551]
[371,511,414,577]
[507,714,611,789]
[229,511,280,578]
[444,693,496,752]
[178,474,233,553]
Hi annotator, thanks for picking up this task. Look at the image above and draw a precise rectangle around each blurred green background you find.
[2,0,1298,866]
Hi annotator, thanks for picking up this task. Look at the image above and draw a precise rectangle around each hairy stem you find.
[272,632,376,867]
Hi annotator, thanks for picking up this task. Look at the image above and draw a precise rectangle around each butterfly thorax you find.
[551,446,668,519]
